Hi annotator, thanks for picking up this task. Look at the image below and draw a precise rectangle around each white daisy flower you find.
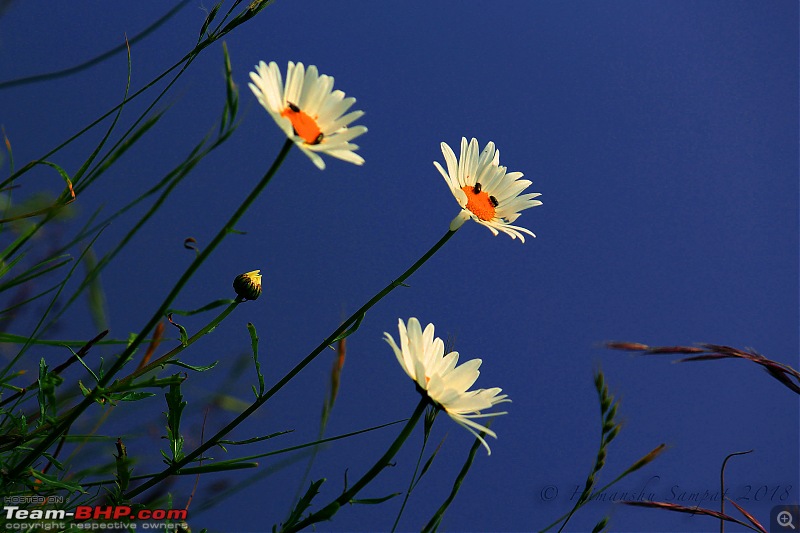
[434,137,542,241]
[248,61,367,170]
[384,317,510,455]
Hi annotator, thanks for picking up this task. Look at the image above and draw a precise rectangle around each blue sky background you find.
[0,1,798,532]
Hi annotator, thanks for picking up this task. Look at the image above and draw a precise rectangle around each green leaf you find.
[37,358,49,426]
[422,430,484,533]
[592,517,610,533]
[165,376,187,463]
[416,439,444,487]
[38,160,75,203]
[64,345,100,383]
[332,312,365,344]
[285,479,326,529]
[221,41,239,132]
[0,332,137,347]
[248,322,264,397]
[164,360,219,372]
[198,2,223,41]
[177,461,258,475]
[352,493,401,505]
[40,452,65,471]
[0,254,72,292]
[0,253,27,282]
[77,380,92,398]
[36,358,63,426]
[115,391,156,401]
[168,314,189,346]
[83,246,108,331]
[29,469,85,494]
[118,374,185,392]
[114,438,132,497]
[0,222,37,265]
[218,430,292,446]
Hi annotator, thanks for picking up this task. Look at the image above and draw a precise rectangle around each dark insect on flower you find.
[287,102,301,112]
[311,132,324,145]
[473,182,482,194]
[489,195,499,207]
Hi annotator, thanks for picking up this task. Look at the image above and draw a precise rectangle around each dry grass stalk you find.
[606,341,800,394]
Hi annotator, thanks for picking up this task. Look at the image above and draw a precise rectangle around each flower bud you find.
[233,270,262,300]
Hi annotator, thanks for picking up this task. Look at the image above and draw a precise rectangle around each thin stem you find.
[112,299,243,387]
[538,466,637,533]
[0,0,265,190]
[122,226,460,499]
[421,428,484,533]
[285,398,428,533]
[0,1,191,90]
[720,450,753,533]
[6,139,294,480]
[391,410,435,533]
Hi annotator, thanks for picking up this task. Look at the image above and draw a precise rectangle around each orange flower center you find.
[461,185,497,221]
[280,103,323,145]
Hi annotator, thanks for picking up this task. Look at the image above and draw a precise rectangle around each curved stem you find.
[285,398,428,533]
[122,226,459,499]
[0,1,192,90]
[7,139,294,480]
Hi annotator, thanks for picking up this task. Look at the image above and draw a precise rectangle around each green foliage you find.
[538,371,665,533]
[29,469,85,494]
[168,314,190,347]
[0,8,276,503]
[36,358,63,426]
[112,438,132,503]
[0,3,711,532]
[591,516,610,533]
[281,479,326,531]
[248,321,265,397]
[421,428,483,533]
[218,430,292,446]
[164,376,187,464]
[331,312,365,344]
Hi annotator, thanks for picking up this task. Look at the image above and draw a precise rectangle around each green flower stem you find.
[123,226,459,500]
[421,428,484,533]
[7,139,294,480]
[285,398,429,533]
[391,411,436,533]
[112,298,243,387]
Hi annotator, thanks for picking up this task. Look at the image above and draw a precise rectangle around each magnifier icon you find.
[779,510,796,529]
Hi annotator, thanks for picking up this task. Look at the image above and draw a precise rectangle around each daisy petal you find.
[384,318,510,455]
[249,61,367,169]
[434,137,541,240]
